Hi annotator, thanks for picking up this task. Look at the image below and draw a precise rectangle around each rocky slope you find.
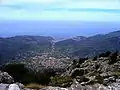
[46,52,120,90]
[20,54,71,72]
[64,54,120,85]
[0,53,120,90]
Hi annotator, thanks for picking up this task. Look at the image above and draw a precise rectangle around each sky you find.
[0,0,120,21]
[0,0,120,38]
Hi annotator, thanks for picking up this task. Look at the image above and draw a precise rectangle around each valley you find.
[0,31,120,90]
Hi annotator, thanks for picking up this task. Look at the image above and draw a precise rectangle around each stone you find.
[108,76,116,82]
[0,71,14,84]
[76,76,89,83]
[103,78,109,85]
[16,82,24,89]
[8,84,20,90]
[41,86,68,90]
[0,84,9,90]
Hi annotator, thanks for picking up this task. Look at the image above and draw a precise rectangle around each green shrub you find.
[93,56,97,61]
[109,51,118,64]
[76,76,89,83]
[95,75,104,84]
[72,60,77,65]
[25,83,46,89]
[99,51,111,58]
[79,58,87,64]
[87,71,100,77]
[1,64,56,85]
[2,64,29,83]
[50,76,72,87]
[71,69,84,78]
[112,71,120,77]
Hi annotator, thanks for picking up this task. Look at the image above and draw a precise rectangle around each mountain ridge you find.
[55,30,120,57]
[0,30,120,64]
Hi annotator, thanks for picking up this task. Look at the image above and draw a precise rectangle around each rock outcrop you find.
[8,84,20,90]
[64,56,120,86]
[40,82,120,90]
[0,83,24,90]
[0,53,120,90]
[0,82,120,90]
[0,71,14,84]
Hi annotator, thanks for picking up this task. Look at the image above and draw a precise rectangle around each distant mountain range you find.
[0,31,120,63]
[55,31,120,57]
[0,36,53,63]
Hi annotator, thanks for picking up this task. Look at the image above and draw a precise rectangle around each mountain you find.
[55,31,120,57]
[0,31,120,64]
[0,31,120,90]
[0,36,53,63]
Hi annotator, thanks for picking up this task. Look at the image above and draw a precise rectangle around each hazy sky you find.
[0,0,120,38]
[0,0,120,21]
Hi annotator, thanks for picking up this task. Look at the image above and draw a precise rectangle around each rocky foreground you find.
[1,52,120,90]
[0,81,120,90]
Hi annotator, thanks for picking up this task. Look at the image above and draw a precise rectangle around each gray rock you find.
[108,77,116,82]
[76,76,89,83]
[0,83,21,90]
[108,79,120,90]
[0,71,14,84]
[103,78,109,85]
[68,83,109,90]
[8,84,20,90]
[0,84,9,90]
[16,82,24,89]
[41,86,68,90]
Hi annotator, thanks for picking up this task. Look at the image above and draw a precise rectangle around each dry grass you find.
[25,83,46,89]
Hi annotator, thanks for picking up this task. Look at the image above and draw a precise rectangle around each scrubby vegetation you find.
[25,83,46,89]
[50,76,72,87]
[99,51,111,58]
[0,50,120,88]
[0,64,56,85]
[108,51,118,64]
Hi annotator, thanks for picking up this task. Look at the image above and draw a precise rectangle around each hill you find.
[0,36,53,63]
[55,31,120,57]
[0,31,120,64]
